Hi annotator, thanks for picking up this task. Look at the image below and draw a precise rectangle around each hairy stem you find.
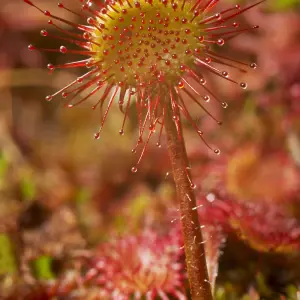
[164,105,213,300]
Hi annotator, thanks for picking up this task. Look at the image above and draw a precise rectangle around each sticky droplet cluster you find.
[89,0,208,85]
[25,0,262,171]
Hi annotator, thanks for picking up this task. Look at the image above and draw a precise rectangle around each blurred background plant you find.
[0,0,300,299]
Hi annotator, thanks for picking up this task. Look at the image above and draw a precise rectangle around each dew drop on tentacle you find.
[47,63,55,71]
[60,46,67,53]
[45,95,53,102]
[203,95,210,103]
[240,82,247,89]
[28,44,36,51]
[131,166,138,173]
[200,78,206,85]
[40,29,48,36]
[214,149,221,155]
[190,183,197,189]
[94,132,100,140]
[217,38,225,46]
[177,81,184,89]
[221,102,228,108]
[222,71,229,77]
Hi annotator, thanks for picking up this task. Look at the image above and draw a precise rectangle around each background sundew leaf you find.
[0,234,17,275]
[31,255,55,280]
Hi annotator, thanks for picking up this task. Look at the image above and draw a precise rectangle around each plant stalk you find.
[164,106,213,300]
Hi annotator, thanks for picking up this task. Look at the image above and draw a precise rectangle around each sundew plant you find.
[24,0,263,298]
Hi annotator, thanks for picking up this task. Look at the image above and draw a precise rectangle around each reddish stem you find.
[164,105,213,300]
